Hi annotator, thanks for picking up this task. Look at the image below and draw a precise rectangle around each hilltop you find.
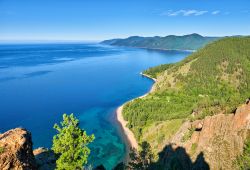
[101,33,220,50]
[122,37,250,169]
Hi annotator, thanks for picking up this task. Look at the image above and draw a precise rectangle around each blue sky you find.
[0,0,250,41]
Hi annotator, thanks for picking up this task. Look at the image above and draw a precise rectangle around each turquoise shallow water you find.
[0,43,190,169]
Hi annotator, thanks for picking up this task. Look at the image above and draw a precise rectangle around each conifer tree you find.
[52,113,94,170]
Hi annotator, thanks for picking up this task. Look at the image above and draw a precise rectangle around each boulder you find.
[0,128,37,170]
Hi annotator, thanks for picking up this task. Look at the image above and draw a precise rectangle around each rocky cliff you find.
[159,100,250,170]
[0,128,37,170]
[0,128,56,170]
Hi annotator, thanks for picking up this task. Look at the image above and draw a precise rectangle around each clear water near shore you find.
[0,43,191,169]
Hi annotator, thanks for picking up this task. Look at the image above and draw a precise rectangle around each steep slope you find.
[122,37,250,169]
[123,37,250,139]
[102,34,220,50]
[156,100,250,170]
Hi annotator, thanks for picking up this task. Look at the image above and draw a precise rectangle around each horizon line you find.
[0,33,249,44]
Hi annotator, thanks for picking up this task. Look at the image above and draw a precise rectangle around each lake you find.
[0,43,190,169]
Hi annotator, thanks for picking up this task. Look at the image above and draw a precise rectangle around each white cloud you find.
[211,10,220,15]
[162,10,208,17]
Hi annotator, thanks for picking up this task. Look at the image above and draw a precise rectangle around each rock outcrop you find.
[162,101,250,170]
[0,128,37,170]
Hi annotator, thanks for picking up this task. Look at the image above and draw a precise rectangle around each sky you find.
[0,0,250,41]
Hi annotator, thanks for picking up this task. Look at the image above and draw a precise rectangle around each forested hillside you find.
[123,37,250,141]
[102,33,220,50]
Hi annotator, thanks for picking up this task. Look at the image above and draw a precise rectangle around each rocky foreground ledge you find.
[0,128,56,170]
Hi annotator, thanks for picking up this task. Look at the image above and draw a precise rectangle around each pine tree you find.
[127,141,153,170]
[52,113,94,170]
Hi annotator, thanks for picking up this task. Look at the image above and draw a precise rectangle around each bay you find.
[0,43,190,169]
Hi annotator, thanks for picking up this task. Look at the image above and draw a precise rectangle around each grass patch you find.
[182,127,195,142]
[0,146,5,154]
[141,119,183,153]
[190,143,198,155]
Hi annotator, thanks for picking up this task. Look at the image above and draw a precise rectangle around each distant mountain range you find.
[101,33,221,50]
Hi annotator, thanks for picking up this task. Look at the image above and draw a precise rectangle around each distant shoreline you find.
[137,46,196,52]
[101,43,196,53]
[115,72,156,160]
[99,42,197,53]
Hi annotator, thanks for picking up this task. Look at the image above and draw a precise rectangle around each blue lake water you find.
[0,43,190,169]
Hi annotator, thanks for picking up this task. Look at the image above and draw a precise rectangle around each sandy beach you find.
[116,105,138,149]
[116,73,156,150]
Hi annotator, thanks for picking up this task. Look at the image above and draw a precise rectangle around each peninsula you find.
[119,36,250,169]
[102,33,221,51]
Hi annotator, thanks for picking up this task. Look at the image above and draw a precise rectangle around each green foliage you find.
[128,141,154,170]
[235,137,250,169]
[143,64,174,78]
[123,90,197,140]
[123,37,250,140]
[52,113,94,170]
[181,128,195,142]
[0,146,4,154]
[141,119,183,153]
[102,33,220,50]
[190,143,198,155]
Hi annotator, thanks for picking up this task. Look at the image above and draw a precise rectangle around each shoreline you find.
[140,72,156,82]
[137,46,196,52]
[101,43,196,53]
[115,73,156,158]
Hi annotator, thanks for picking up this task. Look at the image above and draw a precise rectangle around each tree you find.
[128,147,143,169]
[139,141,154,169]
[127,141,153,170]
[52,113,94,170]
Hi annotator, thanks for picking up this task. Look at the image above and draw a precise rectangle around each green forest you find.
[123,37,250,140]
[102,33,220,50]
